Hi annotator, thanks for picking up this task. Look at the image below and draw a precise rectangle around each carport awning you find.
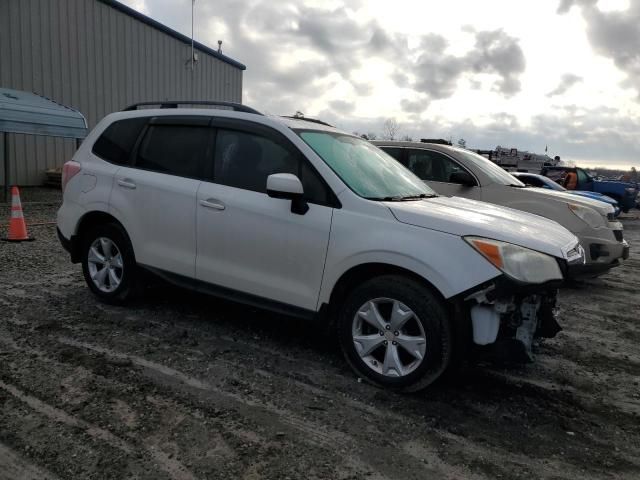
[0,88,88,138]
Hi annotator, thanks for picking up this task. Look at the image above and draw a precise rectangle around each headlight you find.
[568,203,604,228]
[625,187,636,195]
[464,237,563,284]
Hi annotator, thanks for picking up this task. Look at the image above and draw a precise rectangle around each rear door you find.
[109,116,211,278]
[405,148,483,200]
[195,120,335,311]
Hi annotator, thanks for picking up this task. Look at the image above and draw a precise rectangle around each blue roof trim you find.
[97,0,246,71]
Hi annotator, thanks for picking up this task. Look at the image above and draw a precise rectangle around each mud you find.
[1,188,639,479]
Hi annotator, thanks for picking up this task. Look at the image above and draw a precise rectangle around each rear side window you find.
[135,125,209,178]
[92,117,147,164]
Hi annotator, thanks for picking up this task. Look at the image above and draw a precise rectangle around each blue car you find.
[512,172,621,217]
[540,166,638,213]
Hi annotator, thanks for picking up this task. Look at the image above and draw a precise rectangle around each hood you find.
[385,196,579,260]
[521,187,613,214]
[572,191,617,204]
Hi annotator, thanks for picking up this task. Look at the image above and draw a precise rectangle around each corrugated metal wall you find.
[0,0,244,185]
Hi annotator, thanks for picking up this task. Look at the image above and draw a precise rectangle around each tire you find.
[81,223,138,304]
[337,275,453,392]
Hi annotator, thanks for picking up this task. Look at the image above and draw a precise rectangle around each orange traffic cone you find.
[3,186,34,242]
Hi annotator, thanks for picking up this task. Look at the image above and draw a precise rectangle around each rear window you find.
[92,117,147,164]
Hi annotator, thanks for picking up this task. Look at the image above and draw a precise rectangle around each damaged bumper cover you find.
[462,276,562,362]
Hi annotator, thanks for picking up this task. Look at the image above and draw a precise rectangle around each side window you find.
[381,147,404,162]
[577,169,589,184]
[135,125,209,178]
[407,149,466,183]
[92,117,147,164]
[522,176,543,187]
[213,129,329,204]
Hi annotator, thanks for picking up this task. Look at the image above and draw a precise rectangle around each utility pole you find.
[191,0,195,71]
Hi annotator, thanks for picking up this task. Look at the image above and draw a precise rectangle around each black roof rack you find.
[420,138,452,146]
[281,116,334,128]
[122,101,262,115]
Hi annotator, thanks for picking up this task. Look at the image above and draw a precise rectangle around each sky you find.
[121,0,640,169]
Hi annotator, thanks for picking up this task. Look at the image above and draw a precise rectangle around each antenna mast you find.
[191,0,195,71]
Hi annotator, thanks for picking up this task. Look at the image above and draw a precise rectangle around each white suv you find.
[57,102,584,391]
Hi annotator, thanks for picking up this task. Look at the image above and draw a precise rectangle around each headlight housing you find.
[568,203,604,228]
[464,237,563,284]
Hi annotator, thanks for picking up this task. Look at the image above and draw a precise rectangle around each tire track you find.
[0,380,198,480]
[56,335,352,452]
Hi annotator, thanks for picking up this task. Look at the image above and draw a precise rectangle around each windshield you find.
[540,176,566,191]
[515,174,566,191]
[297,130,436,200]
[454,148,526,187]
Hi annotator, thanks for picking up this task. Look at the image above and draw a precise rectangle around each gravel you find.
[1,189,639,479]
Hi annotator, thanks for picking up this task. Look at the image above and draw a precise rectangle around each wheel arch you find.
[69,210,129,262]
[325,263,447,316]
[322,262,472,366]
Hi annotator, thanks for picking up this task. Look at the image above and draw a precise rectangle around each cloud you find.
[329,100,355,114]
[400,97,429,114]
[116,0,638,167]
[429,106,640,167]
[547,73,583,96]
[557,0,640,98]
[468,29,526,96]
[401,29,525,99]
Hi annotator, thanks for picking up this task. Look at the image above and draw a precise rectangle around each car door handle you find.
[199,198,226,210]
[117,179,137,189]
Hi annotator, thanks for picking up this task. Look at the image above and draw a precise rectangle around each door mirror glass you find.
[449,170,475,187]
[267,173,309,215]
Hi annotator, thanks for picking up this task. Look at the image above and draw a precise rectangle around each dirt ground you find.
[1,188,639,480]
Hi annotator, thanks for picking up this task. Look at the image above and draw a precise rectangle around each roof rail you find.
[281,116,334,128]
[122,101,263,115]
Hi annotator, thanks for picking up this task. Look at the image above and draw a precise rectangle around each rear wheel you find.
[338,275,452,392]
[81,223,138,303]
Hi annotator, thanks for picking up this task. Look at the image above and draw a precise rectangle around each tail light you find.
[62,161,82,192]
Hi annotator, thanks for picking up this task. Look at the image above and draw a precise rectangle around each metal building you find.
[0,0,246,186]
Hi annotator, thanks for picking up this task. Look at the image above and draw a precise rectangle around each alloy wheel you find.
[87,237,124,293]
[352,298,427,377]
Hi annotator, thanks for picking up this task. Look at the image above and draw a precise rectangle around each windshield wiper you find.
[364,196,402,201]
[364,194,437,201]
[397,193,437,200]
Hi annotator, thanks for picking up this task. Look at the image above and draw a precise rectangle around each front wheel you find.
[81,223,138,304]
[338,275,452,392]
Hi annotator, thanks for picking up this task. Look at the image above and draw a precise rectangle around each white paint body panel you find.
[386,196,579,259]
[196,182,333,310]
[58,109,583,314]
[109,166,200,278]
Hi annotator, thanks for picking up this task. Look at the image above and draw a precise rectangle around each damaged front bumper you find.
[463,277,562,362]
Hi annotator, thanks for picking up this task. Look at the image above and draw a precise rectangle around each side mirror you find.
[449,170,475,187]
[266,173,309,215]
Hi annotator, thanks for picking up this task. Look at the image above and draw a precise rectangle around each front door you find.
[195,124,334,311]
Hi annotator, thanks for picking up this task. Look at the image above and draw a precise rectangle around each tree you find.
[457,138,467,149]
[400,134,413,142]
[382,118,400,140]
[365,132,377,140]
